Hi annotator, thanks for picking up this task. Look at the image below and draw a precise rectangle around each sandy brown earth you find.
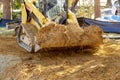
[38,23,103,49]
[0,35,120,80]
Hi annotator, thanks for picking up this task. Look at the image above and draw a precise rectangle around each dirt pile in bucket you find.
[37,22,103,49]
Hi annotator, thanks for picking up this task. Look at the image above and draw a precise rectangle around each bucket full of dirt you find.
[37,22,103,49]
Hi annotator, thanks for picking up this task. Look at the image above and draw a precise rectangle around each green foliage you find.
[12,0,22,20]
[12,11,21,20]
[76,0,94,18]
[12,0,22,9]
[0,12,2,18]
[76,6,94,18]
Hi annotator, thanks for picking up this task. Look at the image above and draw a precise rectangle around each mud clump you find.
[37,22,103,49]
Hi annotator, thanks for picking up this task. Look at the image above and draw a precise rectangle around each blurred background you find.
[0,0,120,20]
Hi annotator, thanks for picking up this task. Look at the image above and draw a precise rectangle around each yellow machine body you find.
[16,0,80,52]
[22,0,78,26]
[16,0,103,52]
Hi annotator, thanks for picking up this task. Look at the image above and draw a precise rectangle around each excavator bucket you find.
[37,22,103,49]
[16,0,103,52]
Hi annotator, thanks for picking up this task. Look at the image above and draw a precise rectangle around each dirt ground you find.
[0,35,120,80]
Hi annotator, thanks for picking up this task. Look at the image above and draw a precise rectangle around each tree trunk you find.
[2,0,12,19]
[118,0,120,5]
[106,0,112,8]
[70,0,79,12]
[117,0,120,15]
[94,0,101,19]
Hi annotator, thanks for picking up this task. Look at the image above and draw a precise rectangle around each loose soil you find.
[38,23,103,49]
[0,35,120,80]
